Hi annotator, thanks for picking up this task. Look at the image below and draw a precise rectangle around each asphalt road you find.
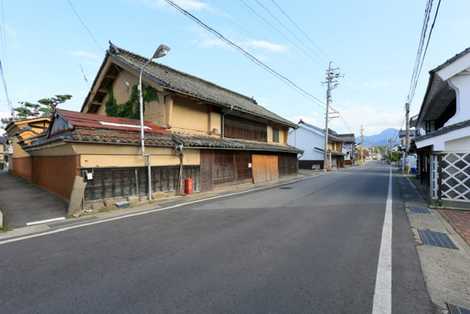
[0,161,434,313]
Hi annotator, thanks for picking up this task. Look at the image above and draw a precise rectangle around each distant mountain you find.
[356,128,399,147]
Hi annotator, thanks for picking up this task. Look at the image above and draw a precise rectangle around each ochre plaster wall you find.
[76,145,200,168]
[32,155,80,200]
[170,96,210,135]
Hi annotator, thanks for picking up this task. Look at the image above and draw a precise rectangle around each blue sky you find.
[1,0,469,135]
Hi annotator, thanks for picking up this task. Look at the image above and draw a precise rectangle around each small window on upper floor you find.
[273,128,280,143]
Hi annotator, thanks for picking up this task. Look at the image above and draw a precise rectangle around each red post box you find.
[184,177,193,194]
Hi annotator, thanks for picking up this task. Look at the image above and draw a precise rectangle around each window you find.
[224,115,267,142]
[273,128,280,143]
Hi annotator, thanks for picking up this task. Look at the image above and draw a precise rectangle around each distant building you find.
[0,135,6,170]
[288,120,355,169]
[337,133,356,165]
[4,117,50,179]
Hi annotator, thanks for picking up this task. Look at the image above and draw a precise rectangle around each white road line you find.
[0,176,315,246]
[372,167,393,314]
[26,217,66,226]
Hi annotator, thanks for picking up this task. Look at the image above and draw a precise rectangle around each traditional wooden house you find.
[4,117,50,180]
[0,135,5,170]
[328,129,346,168]
[337,133,355,165]
[288,120,347,169]
[414,47,470,208]
[22,43,300,207]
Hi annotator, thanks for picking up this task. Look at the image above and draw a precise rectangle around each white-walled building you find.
[288,120,354,169]
[414,47,470,207]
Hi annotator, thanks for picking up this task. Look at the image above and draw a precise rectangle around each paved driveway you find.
[0,172,67,228]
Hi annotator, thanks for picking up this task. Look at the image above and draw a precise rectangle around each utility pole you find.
[360,125,365,165]
[404,102,410,173]
[323,61,342,172]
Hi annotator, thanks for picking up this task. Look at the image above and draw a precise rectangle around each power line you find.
[0,59,12,110]
[237,0,321,65]
[409,0,442,102]
[163,0,326,108]
[407,0,432,103]
[252,0,323,60]
[251,0,324,62]
[269,0,327,59]
[407,0,437,104]
[0,0,7,67]
[164,0,352,134]
[66,0,103,51]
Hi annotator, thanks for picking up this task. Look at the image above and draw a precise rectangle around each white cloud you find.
[142,0,209,11]
[0,111,11,134]
[244,40,288,53]
[288,112,323,127]
[193,29,287,55]
[70,50,100,61]
[329,103,403,136]
[288,103,403,137]
[196,33,228,49]
[0,111,10,119]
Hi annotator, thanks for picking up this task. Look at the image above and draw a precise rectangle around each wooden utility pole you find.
[323,61,342,172]
[360,125,365,165]
[404,102,410,172]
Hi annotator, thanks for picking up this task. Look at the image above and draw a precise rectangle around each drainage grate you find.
[409,207,431,214]
[447,303,470,314]
[279,186,293,190]
[418,229,458,249]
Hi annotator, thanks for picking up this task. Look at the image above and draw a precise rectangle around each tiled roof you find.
[336,133,355,143]
[107,43,297,128]
[415,119,470,142]
[298,120,348,142]
[25,110,300,154]
[417,47,470,125]
[431,46,470,73]
[57,109,167,134]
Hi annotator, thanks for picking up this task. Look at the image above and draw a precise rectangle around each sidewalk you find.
[402,174,470,313]
[440,210,470,246]
[0,171,322,241]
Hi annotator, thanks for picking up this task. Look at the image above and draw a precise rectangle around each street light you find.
[139,44,171,200]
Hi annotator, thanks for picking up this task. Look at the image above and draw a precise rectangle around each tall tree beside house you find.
[0,94,72,127]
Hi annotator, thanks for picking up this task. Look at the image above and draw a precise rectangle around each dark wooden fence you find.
[200,150,252,191]
[278,153,298,176]
[82,166,200,201]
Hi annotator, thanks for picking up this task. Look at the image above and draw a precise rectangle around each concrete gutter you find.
[403,175,470,313]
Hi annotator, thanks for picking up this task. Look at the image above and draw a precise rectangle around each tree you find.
[37,95,72,116]
[1,94,72,128]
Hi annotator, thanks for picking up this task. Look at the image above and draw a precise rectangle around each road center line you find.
[372,167,393,314]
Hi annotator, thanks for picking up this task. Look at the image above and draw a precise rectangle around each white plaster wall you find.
[445,72,470,126]
[342,143,353,160]
[445,135,470,152]
[288,127,324,161]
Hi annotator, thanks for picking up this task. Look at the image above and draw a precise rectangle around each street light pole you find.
[139,44,171,201]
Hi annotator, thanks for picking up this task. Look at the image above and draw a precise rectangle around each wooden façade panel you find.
[252,154,279,184]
